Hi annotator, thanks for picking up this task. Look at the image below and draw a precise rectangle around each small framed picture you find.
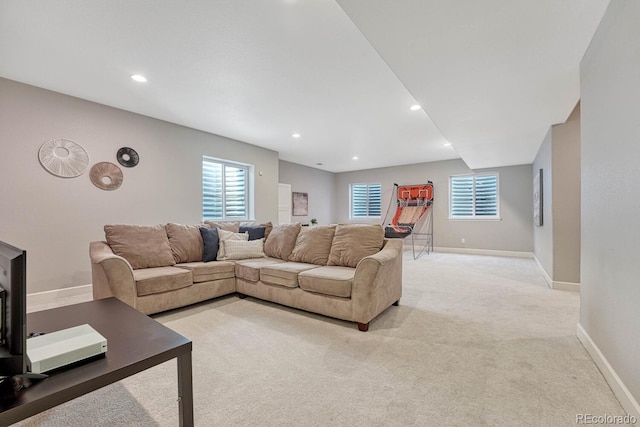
[292,192,308,216]
[533,169,543,226]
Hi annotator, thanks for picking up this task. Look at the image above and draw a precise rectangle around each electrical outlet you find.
[461,238,465,244]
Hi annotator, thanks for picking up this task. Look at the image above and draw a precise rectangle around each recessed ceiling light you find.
[410,104,421,111]
[444,142,452,147]
[352,156,358,160]
[292,133,301,138]
[131,74,147,83]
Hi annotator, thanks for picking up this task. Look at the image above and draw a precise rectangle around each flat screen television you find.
[0,240,28,377]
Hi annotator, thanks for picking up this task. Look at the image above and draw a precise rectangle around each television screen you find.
[0,241,28,377]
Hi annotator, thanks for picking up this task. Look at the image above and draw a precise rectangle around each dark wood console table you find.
[0,297,193,426]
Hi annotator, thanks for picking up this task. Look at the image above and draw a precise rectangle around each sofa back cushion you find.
[288,225,336,265]
[104,224,175,269]
[166,223,203,263]
[203,221,240,232]
[327,224,384,268]
[264,223,301,260]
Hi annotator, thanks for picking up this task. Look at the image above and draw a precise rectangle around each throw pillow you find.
[166,223,203,263]
[203,221,240,232]
[241,221,273,239]
[263,223,301,260]
[223,239,266,260]
[104,224,175,269]
[199,227,220,262]
[239,225,266,241]
[288,225,336,265]
[327,224,384,268]
[217,229,249,260]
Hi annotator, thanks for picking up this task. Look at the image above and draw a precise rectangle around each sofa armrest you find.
[90,241,137,307]
[351,239,403,323]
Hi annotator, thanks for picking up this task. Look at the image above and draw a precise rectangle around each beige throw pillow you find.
[166,223,203,263]
[223,239,265,260]
[204,221,240,232]
[104,224,175,269]
[289,225,336,265]
[217,229,248,260]
[327,224,384,268]
[264,223,301,260]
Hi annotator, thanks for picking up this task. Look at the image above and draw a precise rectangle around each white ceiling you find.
[0,0,609,173]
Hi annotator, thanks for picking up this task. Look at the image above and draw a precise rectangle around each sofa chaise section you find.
[235,238,402,331]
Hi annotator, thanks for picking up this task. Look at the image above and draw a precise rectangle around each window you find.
[449,173,499,219]
[350,183,382,218]
[202,157,252,220]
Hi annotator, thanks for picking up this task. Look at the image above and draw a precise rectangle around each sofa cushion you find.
[288,225,336,265]
[259,262,319,288]
[199,227,220,262]
[298,266,355,298]
[239,225,266,241]
[234,258,285,282]
[175,261,235,283]
[133,266,192,296]
[166,223,203,263]
[327,224,384,268]
[204,221,240,232]
[263,223,301,260]
[217,229,249,260]
[104,224,175,269]
[223,239,266,260]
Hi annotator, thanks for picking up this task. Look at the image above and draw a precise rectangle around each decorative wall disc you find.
[38,138,90,178]
[116,147,139,168]
[90,162,123,191]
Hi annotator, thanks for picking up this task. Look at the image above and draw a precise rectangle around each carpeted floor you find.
[17,252,625,426]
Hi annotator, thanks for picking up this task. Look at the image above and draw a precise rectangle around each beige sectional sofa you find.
[90,221,402,331]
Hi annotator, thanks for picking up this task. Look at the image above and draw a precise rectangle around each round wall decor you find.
[116,147,139,168]
[38,138,90,178]
[90,162,123,191]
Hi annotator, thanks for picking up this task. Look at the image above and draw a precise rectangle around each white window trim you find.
[349,182,382,219]
[449,173,501,220]
[202,156,254,221]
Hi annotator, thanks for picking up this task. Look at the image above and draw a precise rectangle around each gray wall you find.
[551,104,581,284]
[334,159,533,252]
[0,78,279,294]
[278,160,336,225]
[533,129,554,277]
[533,103,581,285]
[580,0,640,405]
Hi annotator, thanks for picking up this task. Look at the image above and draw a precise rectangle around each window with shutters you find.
[350,183,382,218]
[202,156,252,221]
[449,173,500,219]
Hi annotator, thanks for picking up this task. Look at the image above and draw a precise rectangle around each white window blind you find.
[203,157,250,220]
[351,183,382,218]
[450,174,499,219]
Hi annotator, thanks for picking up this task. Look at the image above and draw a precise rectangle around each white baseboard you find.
[552,280,580,292]
[27,284,93,307]
[533,255,553,289]
[433,247,534,258]
[533,256,580,292]
[577,323,640,419]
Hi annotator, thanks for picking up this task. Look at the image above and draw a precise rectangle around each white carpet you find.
[17,252,625,426]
